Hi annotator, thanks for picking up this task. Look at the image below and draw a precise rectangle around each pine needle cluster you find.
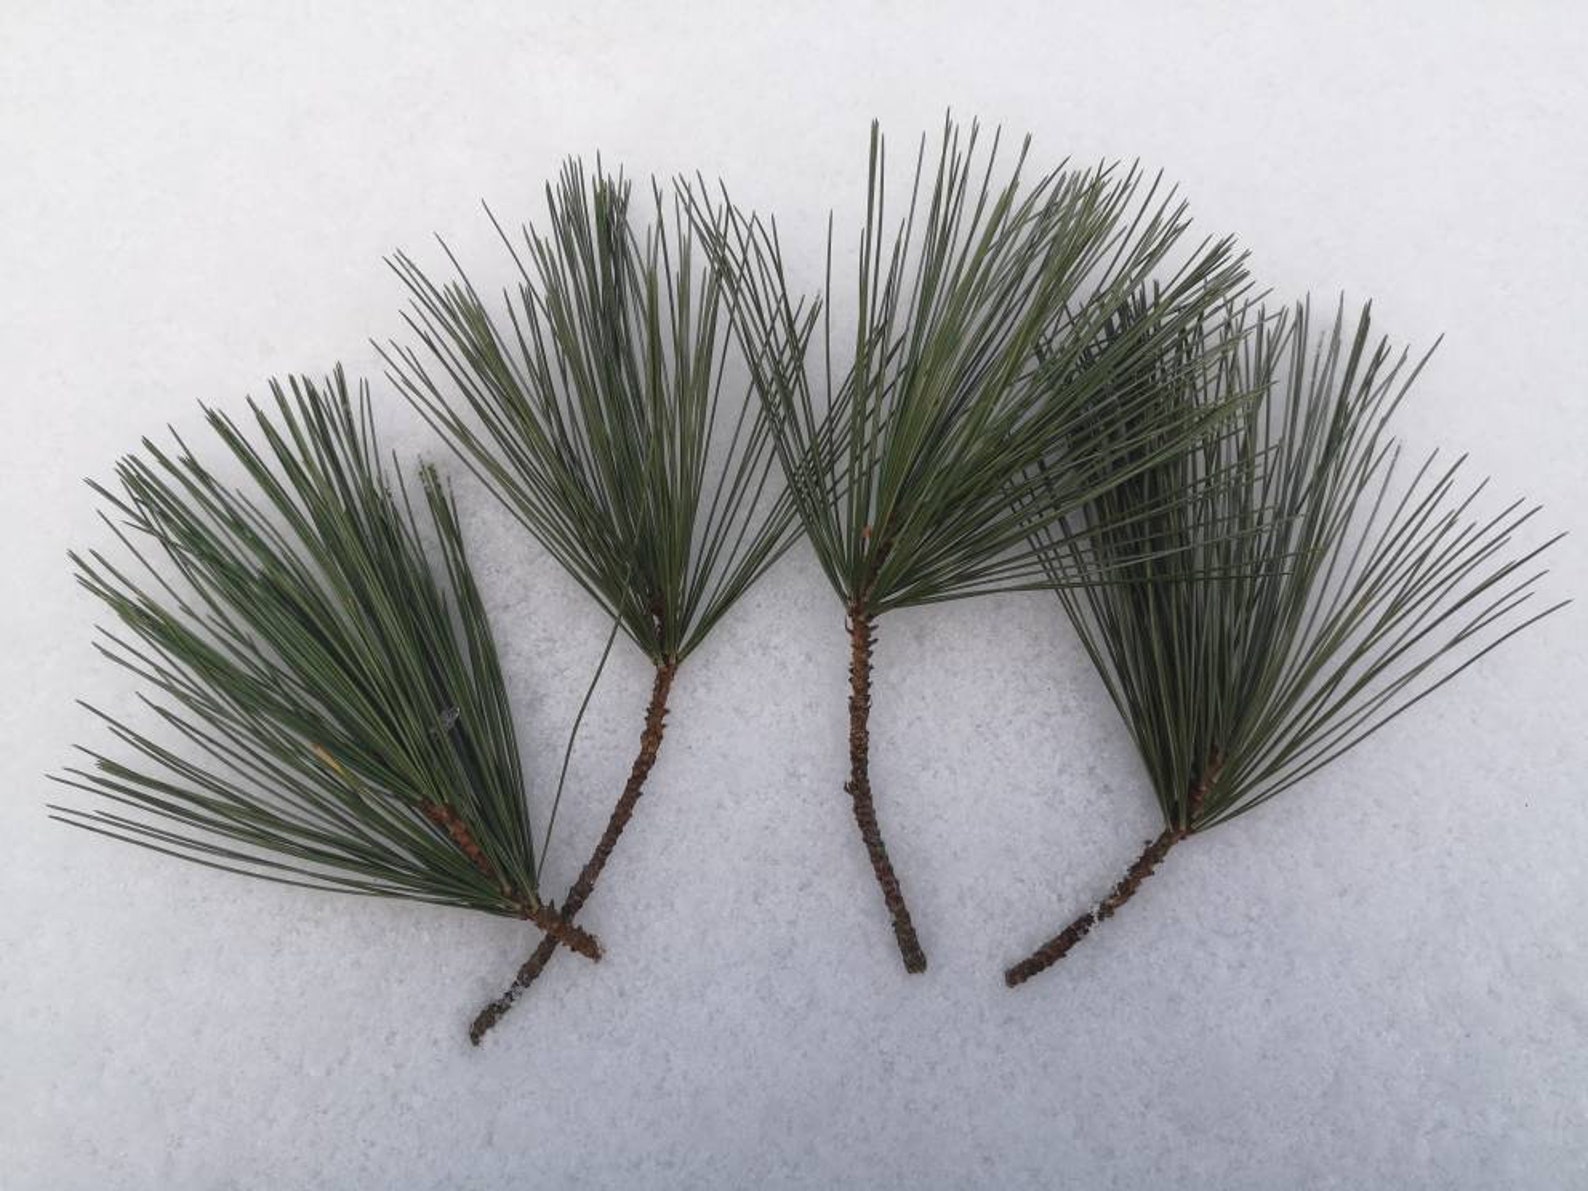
[52,371,599,959]
[383,161,800,1039]
[51,117,1565,1040]
[693,119,1251,970]
[1004,299,1565,984]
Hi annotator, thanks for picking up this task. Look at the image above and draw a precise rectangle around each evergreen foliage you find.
[53,371,600,958]
[1005,300,1565,984]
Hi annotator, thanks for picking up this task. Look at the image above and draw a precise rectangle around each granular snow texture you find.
[3,4,1585,1187]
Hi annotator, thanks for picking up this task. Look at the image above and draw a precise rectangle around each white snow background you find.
[3,3,1585,1187]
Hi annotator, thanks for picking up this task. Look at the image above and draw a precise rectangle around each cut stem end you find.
[1004,826,1183,988]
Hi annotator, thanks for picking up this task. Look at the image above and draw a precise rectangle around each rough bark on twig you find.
[1003,825,1180,986]
[518,901,603,962]
[469,659,677,1044]
[1004,752,1224,987]
[420,800,499,879]
[419,803,603,959]
[420,801,603,961]
[846,603,927,973]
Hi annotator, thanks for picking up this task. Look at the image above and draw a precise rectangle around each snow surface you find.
[3,3,1585,1187]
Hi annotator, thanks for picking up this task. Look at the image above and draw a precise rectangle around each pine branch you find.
[1005,300,1566,983]
[690,116,1252,970]
[385,160,796,1038]
[52,370,598,962]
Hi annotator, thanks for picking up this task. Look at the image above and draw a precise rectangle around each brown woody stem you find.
[419,801,603,961]
[420,800,500,881]
[469,658,677,1045]
[519,901,602,962]
[1003,826,1182,987]
[846,603,927,974]
[1004,752,1224,988]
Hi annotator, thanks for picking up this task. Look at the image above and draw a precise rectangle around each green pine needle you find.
[51,370,575,926]
[383,157,805,1035]
[382,159,801,664]
[691,116,1255,614]
[675,116,1260,974]
[1044,299,1567,833]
